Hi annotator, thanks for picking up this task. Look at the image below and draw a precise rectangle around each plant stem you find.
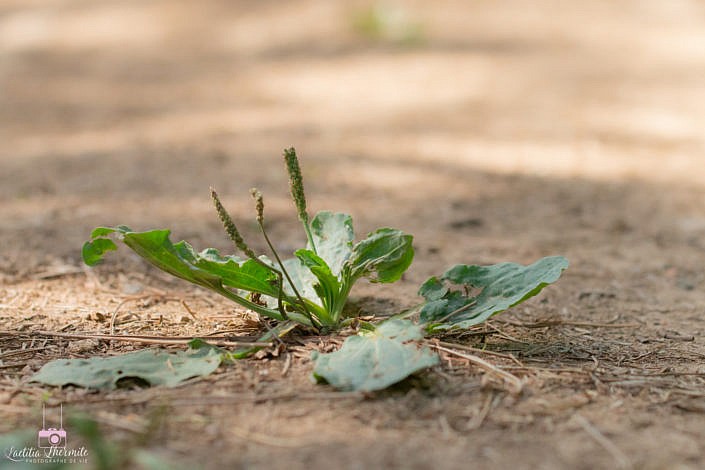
[213,187,297,320]
[225,321,299,360]
[258,220,320,330]
[251,187,319,329]
[214,286,286,321]
[304,223,317,255]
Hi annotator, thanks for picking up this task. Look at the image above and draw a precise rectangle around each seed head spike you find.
[283,147,317,254]
[250,188,264,224]
[210,187,257,259]
[284,147,308,225]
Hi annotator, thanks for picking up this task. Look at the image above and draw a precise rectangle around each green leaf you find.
[82,226,286,320]
[311,319,439,391]
[195,248,280,297]
[91,226,125,238]
[280,256,320,302]
[347,228,414,283]
[310,211,354,276]
[420,256,569,330]
[295,249,341,322]
[30,347,222,389]
[82,237,118,266]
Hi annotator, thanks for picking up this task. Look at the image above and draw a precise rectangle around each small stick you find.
[466,391,496,430]
[503,366,589,374]
[575,415,631,469]
[180,300,198,320]
[281,353,292,377]
[437,340,524,366]
[251,188,319,328]
[485,322,528,344]
[432,343,524,395]
[110,298,132,335]
[0,347,47,359]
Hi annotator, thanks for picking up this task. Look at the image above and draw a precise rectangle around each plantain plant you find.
[43,147,569,393]
[82,148,414,332]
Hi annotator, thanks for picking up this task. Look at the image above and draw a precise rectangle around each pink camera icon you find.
[38,404,67,448]
[38,428,66,448]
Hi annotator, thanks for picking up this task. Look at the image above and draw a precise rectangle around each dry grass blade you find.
[436,340,524,366]
[431,343,524,395]
[0,347,46,359]
[575,415,632,469]
[466,391,499,430]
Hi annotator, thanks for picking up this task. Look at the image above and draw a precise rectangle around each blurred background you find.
[1,0,705,279]
[3,4,705,467]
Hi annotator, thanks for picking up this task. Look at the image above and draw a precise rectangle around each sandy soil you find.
[1,1,705,469]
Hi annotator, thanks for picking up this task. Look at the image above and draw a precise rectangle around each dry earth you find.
[1,1,705,469]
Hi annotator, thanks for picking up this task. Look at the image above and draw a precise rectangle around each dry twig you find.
[437,340,524,366]
[575,415,631,469]
[431,343,524,395]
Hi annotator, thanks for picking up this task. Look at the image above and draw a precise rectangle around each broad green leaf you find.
[280,256,319,302]
[347,228,414,283]
[311,319,439,391]
[31,346,222,389]
[295,249,341,319]
[123,231,220,288]
[310,211,354,276]
[420,256,569,330]
[82,226,286,320]
[195,248,280,297]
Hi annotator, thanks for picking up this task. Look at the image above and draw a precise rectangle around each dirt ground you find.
[2,1,705,469]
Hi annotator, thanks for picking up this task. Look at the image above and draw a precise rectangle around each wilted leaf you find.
[31,346,222,390]
[311,319,439,391]
[420,256,569,330]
